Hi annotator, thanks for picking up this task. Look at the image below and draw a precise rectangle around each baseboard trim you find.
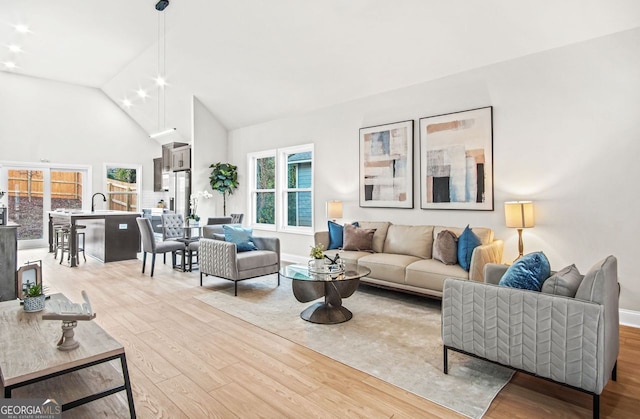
[620,309,640,328]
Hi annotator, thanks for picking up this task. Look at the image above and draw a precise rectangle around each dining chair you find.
[136,218,185,277]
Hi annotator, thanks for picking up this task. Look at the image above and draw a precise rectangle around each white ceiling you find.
[2,0,639,142]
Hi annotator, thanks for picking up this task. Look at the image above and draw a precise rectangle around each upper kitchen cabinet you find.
[171,145,191,172]
[162,142,188,172]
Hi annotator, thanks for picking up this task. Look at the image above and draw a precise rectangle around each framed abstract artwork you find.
[419,106,493,210]
[359,120,414,208]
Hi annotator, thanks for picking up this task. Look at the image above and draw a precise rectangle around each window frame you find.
[278,144,314,234]
[247,150,277,231]
[247,144,314,235]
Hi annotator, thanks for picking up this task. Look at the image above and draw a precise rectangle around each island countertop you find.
[48,211,141,266]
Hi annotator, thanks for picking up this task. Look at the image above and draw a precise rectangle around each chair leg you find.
[163,253,166,264]
[141,252,147,273]
[234,281,238,296]
[612,360,618,381]
[151,253,156,277]
[277,272,280,286]
[593,394,599,419]
[443,346,449,374]
[199,272,203,286]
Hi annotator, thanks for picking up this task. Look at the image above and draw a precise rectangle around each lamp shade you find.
[326,200,343,219]
[504,201,535,228]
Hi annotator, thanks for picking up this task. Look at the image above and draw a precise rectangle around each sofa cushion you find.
[357,253,420,284]
[541,264,583,297]
[457,225,481,271]
[405,259,469,292]
[433,226,493,247]
[223,225,258,252]
[383,225,434,259]
[357,221,391,253]
[343,224,376,251]
[499,251,551,291]
[433,230,458,265]
[327,221,359,250]
[236,250,278,272]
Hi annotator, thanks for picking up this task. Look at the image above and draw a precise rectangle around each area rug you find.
[196,274,513,418]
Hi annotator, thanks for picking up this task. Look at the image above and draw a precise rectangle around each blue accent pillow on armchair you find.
[499,251,551,291]
[327,221,359,250]
[223,224,258,252]
[457,225,481,271]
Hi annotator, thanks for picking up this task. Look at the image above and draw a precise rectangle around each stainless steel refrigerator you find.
[169,170,191,220]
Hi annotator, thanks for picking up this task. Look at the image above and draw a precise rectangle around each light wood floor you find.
[6,248,640,418]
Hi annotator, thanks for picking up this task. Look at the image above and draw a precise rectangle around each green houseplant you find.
[209,163,239,216]
[23,283,47,312]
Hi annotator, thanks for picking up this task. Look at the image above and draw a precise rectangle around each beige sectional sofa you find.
[314,221,504,298]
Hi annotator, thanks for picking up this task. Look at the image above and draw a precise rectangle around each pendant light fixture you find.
[149,0,176,139]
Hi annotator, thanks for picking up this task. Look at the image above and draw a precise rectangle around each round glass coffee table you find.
[280,263,371,324]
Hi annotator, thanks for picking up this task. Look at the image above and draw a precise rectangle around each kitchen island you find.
[48,210,141,267]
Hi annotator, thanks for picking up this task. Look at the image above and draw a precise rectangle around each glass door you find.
[0,164,90,249]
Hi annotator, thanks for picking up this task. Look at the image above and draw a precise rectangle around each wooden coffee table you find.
[0,293,136,417]
[280,263,371,324]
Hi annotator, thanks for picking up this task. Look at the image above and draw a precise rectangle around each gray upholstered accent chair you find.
[441,256,619,419]
[136,218,186,277]
[198,235,280,296]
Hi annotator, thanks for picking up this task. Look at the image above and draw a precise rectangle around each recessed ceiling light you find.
[8,45,23,53]
[14,24,30,34]
[154,76,166,87]
[122,99,132,108]
[136,88,148,98]
[4,62,17,69]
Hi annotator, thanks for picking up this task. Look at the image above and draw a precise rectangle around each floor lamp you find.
[504,201,535,261]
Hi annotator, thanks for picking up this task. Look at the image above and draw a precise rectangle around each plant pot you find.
[23,295,46,312]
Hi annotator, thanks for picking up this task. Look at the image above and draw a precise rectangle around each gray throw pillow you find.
[541,264,583,297]
[342,224,376,252]
[433,230,458,265]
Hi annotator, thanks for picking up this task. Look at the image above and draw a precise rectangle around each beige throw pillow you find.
[433,230,458,265]
[342,224,376,252]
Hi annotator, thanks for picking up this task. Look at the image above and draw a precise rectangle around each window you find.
[104,164,141,212]
[248,144,314,234]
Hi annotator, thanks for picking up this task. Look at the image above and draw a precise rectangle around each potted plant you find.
[309,243,325,271]
[209,163,239,216]
[23,283,47,312]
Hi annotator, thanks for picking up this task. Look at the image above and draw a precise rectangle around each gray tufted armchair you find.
[198,235,280,296]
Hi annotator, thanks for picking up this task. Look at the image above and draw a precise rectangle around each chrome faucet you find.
[91,192,107,212]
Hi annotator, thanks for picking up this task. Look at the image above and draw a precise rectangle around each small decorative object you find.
[189,190,212,223]
[360,120,414,209]
[43,290,96,351]
[419,106,494,210]
[17,260,43,300]
[209,162,239,216]
[309,243,325,271]
[23,283,47,312]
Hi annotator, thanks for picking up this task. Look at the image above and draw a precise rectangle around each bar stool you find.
[55,225,86,264]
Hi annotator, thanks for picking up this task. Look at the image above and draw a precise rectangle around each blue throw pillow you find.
[499,252,551,291]
[222,225,258,252]
[457,225,481,271]
[327,221,359,250]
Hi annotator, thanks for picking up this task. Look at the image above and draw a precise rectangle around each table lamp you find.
[504,201,535,260]
[326,200,343,222]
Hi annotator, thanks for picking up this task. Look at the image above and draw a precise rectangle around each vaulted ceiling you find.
[2,0,639,143]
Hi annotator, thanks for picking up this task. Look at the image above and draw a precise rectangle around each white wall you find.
[191,96,228,219]
[0,72,158,200]
[229,28,640,311]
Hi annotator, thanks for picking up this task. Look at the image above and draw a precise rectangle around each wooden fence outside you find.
[7,170,83,200]
[107,179,137,212]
